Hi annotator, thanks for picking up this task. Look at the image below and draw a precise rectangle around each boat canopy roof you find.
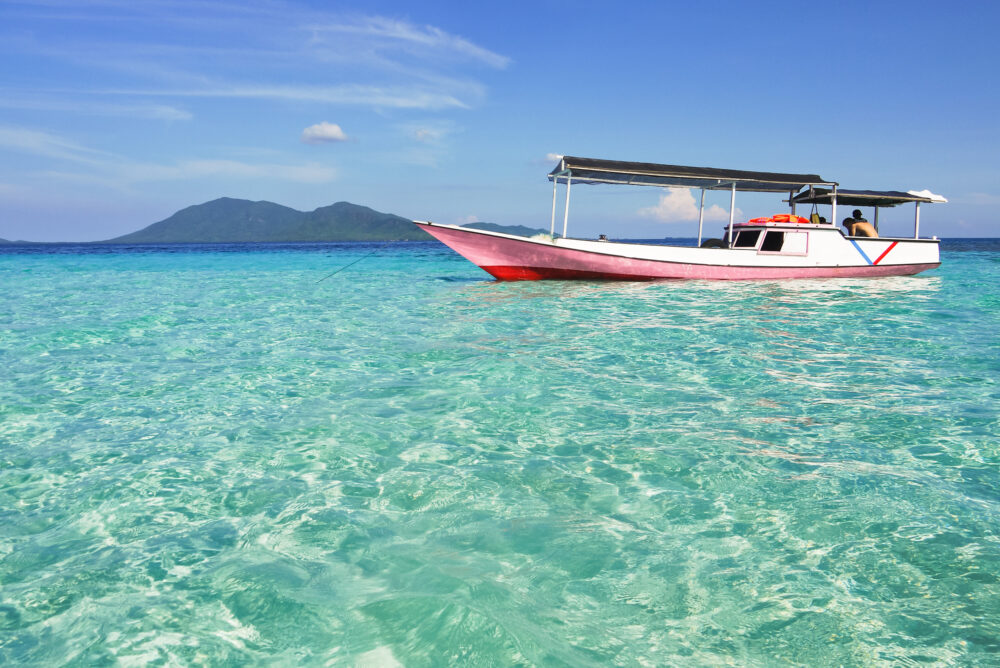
[549,156,834,193]
[792,188,948,207]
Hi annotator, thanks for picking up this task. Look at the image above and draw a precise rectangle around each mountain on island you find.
[108,198,431,243]
[105,198,549,243]
[463,222,551,237]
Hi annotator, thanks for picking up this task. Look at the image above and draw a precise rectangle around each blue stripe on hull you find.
[849,239,874,265]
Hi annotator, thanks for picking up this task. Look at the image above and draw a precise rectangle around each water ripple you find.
[0,243,998,664]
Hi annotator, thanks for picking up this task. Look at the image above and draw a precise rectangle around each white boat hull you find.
[414,221,940,281]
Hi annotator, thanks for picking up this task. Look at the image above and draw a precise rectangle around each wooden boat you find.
[414,156,944,281]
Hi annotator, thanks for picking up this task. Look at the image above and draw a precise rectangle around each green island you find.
[85,198,546,244]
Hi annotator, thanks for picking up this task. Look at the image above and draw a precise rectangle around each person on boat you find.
[843,209,878,238]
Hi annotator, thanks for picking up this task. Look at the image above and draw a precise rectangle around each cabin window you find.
[758,231,808,255]
[760,231,784,252]
[733,230,761,248]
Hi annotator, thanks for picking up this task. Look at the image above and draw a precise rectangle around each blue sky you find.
[0,0,997,241]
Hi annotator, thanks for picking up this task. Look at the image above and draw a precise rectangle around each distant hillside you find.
[108,198,431,243]
[104,198,555,243]
[462,222,551,237]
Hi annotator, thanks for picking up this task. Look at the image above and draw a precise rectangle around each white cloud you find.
[0,95,192,121]
[456,215,478,225]
[413,127,444,142]
[404,121,454,144]
[125,103,192,121]
[546,153,563,163]
[5,8,504,113]
[307,16,510,69]
[0,125,338,185]
[389,121,457,166]
[131,159,338,184]
[301,122,348,144]
[638,187,741,223]
[0,125,110,165]
[123,83,471,110]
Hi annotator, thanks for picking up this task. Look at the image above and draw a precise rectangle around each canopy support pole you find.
[697,188,706,246]
[914,202,920,239]
[789,190,796,215]
[831,185,838,231]
[727,183,735,246]
[550,177,558,236]
[562,176,572,239]
[874,206,879,234]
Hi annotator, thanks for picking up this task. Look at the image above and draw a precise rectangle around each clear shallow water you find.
[1,239,998,665]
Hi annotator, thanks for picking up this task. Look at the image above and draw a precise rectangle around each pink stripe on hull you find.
[483,263,940,281]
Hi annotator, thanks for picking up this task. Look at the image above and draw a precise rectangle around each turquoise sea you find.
[2,239,999,666]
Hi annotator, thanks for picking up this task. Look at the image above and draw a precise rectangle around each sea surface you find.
[1,239,999,666]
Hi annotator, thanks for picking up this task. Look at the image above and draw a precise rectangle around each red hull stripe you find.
[872,241,899,266]
[483,265,654,281]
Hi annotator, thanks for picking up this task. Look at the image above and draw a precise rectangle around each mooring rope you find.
[316,247,381,283]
